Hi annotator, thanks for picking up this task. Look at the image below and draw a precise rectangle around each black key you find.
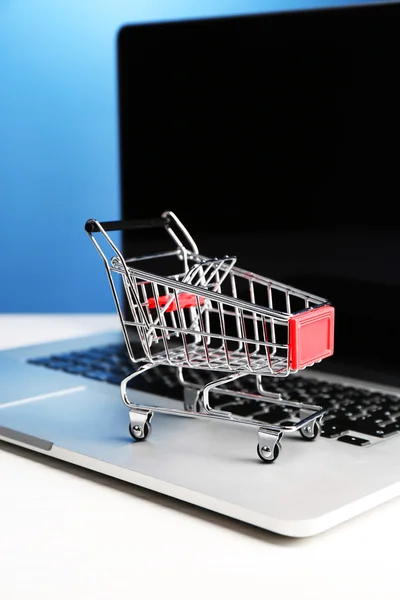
[314,384,334,394]
[218,402,238,413]
[268,403,293,415]
[254,408,292,424]
[45,359,71,370]
[286,376,304,386]
[351,418,400,438]
[286,390,312,401]
[252,412,279,424]
[383,393,400,403]
[141,370,157,382]
[84,370,111,382]
[158,373,177,389]
[279,380,296,390]
[320,418,351,438]
[346,411,366,420]
[88,361,116,372]
[330,384,346,392]
[311,394,335,408]
[339,387,369,400]
[366,409,392,422]
[107,354,129,365]
[209,395,233,408]
[105,374,123,385]
[28,358,50,365]
[46,352,74,361]
[221,400,267,417]
[231,378,251,391]
[109,366,132,377]
[350,414,376,426]
[362,393,387,405]
[83,355,111,366]
[382,422,400,435]
[61,364,89,375]
[342,386,359,394]
[331,405,363,418]
[348,403,366,412]
[66,355,97,368]
[381,397,400,411]
[373,422,400,437]
[338,435,371,447]
[300,377,319,386]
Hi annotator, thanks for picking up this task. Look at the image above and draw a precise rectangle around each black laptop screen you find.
[117,3,400,379]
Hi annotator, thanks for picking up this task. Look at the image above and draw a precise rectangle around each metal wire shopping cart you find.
[85,211,335,462]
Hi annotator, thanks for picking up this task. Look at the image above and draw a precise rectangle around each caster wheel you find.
[257,442,281,463]
[129,421,152,441]
[300,420,321,441]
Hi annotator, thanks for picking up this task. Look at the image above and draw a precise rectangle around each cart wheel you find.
[300,420,321,441]
[129,421,152,441]
[257,442,281,463]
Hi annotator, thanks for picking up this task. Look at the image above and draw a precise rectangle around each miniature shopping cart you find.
[85,211,334,462]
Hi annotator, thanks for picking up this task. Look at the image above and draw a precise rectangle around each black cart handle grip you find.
[85,216,170,234]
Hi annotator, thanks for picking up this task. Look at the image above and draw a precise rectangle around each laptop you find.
[1,1,400,537]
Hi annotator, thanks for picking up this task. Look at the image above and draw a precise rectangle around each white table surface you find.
[0,314,399,599]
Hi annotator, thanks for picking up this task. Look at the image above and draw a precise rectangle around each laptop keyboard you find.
[28,342,400,447]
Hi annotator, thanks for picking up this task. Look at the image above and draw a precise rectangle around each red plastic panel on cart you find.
[147,292,205,313]
[289,306,334,370]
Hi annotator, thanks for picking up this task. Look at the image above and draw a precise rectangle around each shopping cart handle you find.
[85,217,170,233]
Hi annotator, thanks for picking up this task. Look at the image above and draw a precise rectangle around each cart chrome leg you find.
[201,371,248,416]
[183,387,203,413]
[257,428,283,463]
[120,363,156,441]
[202,373,286,463]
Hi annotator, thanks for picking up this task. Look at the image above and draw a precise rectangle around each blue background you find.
[0,0,382,313]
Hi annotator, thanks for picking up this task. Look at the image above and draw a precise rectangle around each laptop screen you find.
[118,2,400,381]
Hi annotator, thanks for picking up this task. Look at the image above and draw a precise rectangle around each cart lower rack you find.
[85,211,335,462]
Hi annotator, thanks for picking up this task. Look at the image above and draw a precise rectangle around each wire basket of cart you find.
[85,211,334,462]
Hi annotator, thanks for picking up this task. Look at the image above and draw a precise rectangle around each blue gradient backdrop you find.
[0,0,384,312]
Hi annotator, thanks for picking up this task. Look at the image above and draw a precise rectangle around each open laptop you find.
[1,1,400,537]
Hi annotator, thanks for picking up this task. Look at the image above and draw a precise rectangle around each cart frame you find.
[85,211,334,462]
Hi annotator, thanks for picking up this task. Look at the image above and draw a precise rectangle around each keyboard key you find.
[84,370,112,382]
[321,418,350,438]
[338,435,371,447]
[373,422,400,437]
[221,400,267,417]
[45,360,71,370]
[105,374,123,385]
[367,409,392,422]
[254,407,292,424]
[286,389,311,401]
[344,417,399,438]
[109,366,132,377]
[61,364,89,375]
[311,394,334,408]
